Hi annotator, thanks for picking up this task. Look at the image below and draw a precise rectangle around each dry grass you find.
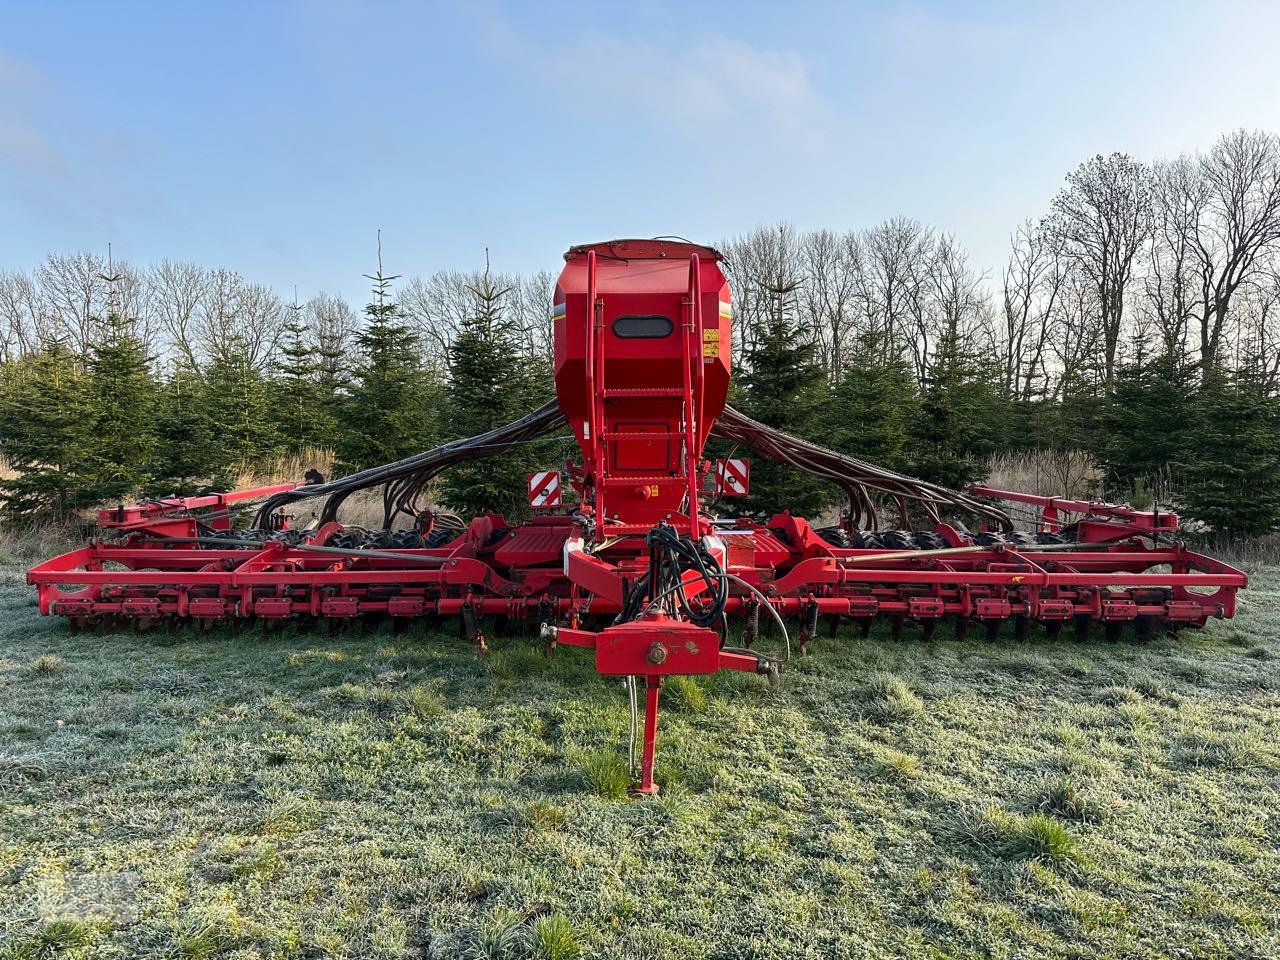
[0,516,90,565]
[230,446,335,489]
[983,448,1101,500]
[1197,532,1280,570]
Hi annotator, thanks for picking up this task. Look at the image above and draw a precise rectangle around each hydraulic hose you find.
[710,404,1013,531]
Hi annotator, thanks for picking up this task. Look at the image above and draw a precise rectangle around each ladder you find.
[584,250,705,541]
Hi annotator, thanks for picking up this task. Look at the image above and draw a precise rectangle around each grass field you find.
[1,558,1277,959]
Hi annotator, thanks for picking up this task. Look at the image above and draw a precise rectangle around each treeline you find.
[0,256,553,523]
[721,130,1280,536]
[2,128,1280,536]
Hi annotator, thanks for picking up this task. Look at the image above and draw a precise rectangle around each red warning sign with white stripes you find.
[716,458,749,496]
[528,471,561,507]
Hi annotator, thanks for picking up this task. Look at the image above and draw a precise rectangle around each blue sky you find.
[2,0,1279,303]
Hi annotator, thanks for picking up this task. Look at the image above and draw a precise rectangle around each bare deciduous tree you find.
[147,260,210,369]
[36,251,112,352]
[861,216,933,371]
[799,228,859,381]
[1049,152,1153,386]
[999,221,1066,399]
[919,234,985,372]
[720,223,807,354]
[1190,129,1280,376]
[195,269,285,368]
[511,269,557,362]
[398,271,475,372]
[0,270,47,361]
[1145,156,1205,359]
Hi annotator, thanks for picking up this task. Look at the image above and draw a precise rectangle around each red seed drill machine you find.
[29,239,1247,794]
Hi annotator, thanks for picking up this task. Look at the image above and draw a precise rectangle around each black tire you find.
[912,531,947,550]
[879,530,914,550]
[390,529,424,549]
[361,530,392,550]
[816,526,852,548]
[326,529,359,550]
[425,528,456,549]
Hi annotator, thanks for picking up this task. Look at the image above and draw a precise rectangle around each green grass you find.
[1,561,1279,957]
[861,670,925,721]
[1034,774,1108,824]
[576,749,632,800]
[662,675,706,714]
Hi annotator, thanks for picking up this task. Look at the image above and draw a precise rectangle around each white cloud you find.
[485,21,830,158]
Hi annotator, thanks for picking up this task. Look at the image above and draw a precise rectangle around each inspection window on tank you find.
[612,314,673,338]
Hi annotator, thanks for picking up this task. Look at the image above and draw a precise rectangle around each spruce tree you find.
[271,298,334,451]
[443,263,538,520]
[203,335,279,479]
[82,310,157,504]
[313,312,356,443]
[825,328,919,474]
[0,343,96,517]
[1096,352,1196,503]
[734,278,832,518]
[1181,369,1280,537]
[1052,375,1107,472]
[149,361,218,495]
[911,330,1004,490]
[337,251,433,472]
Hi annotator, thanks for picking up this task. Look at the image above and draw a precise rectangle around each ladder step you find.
[603,523,689,536]
[602,431,684,440]
[600,476,687,488]
[603,387,684,398]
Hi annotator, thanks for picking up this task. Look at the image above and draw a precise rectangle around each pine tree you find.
[734,278,832,518]
[0,343,96,517]
[911,330,1005,490]
[1052,374,1107,471]
[1181,369,1280,537]
[203,335,279,478]
[1096,351,1197,503]
[271,297,334,451]
[82,310,157,504]
[149,361,218,496]
[313,313,355,440]
[824,328,919,474]
[443,262,539,520]
[336,248,433,472]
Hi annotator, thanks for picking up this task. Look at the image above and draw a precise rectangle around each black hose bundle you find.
[245,399,1010,534]
[711,405,1012,531]
[251,400,569,530]
[617,523,728,628]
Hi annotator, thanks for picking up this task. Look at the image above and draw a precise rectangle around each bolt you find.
[646,642,668,665]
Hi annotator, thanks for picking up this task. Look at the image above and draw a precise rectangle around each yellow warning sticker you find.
[702,328,720,359]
